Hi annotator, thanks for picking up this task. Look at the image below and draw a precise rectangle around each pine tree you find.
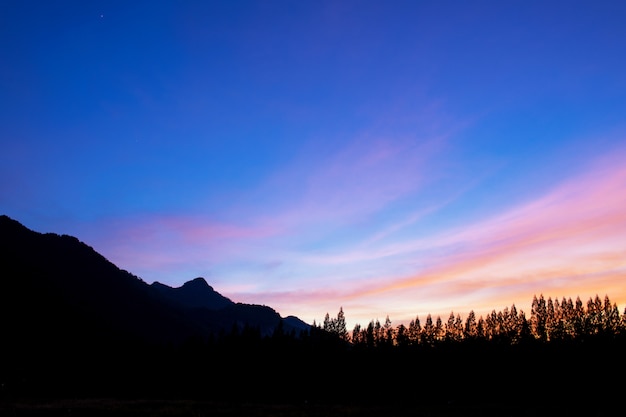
[464,310,477,339]
[476,316,486,340]
[336,307,349,341]
[500,307,509,340]
[408,316,422,345]
[383,315,393,346]
[508,304,520,342]
[561,297,575,339]
[454,314,464,342]
[423,314,435,345]
[531,294,547,341]
[551,298,565,341]
[366,320,376,348]
[574,296,585,338]
[485,310,497,341]
[395,324,409,348]
[443,312,462,342]
[496,311,505,341]
[374,319,382,345]
[445,312,456,342]
[585,295,603,335]
[434,316,444,342]
[607,302,621,336]
[352,323,363,346]
[323,312,332,333]
[601,295,618,335]
[518,310,532,342]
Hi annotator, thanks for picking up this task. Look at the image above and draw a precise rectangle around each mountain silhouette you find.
[0,215,310,349]
[151,277,310,336]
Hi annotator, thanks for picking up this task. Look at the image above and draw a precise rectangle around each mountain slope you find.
[0,215,202,347]
[0,215,309,346]
[151,278,311,336]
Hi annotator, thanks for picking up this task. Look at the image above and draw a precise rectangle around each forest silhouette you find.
[1,214,624,415]
[323,293,625,347]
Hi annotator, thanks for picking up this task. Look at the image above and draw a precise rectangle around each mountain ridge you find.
[0,215,310,347]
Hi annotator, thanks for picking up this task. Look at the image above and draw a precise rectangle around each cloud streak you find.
[89,128,450,288]
[89,130,626,330]
[300,144,626,325]
[249,132,449,235]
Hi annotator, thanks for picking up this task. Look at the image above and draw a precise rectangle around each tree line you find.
[318,293,626,348]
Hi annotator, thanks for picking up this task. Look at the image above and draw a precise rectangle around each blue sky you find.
[2,1,626,328]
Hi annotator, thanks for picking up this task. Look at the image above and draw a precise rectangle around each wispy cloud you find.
[88,129,450,288]
[87,213,279,284]
[250,132,450,234]
[222,142,626,326]
[88,127,626,330]
[315,144,626,323]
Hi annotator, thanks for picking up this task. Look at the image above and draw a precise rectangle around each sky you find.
[2,0,626,330]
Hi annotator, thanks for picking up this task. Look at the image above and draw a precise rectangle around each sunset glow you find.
[2,1,626,330]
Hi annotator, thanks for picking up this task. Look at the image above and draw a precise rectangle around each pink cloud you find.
[88,213,280,279]
[83,129,452,292]
[251,132,450,234]
[257,144,626,328]
[340,145,626,316]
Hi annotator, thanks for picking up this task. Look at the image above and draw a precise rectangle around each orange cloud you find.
[366,148,625,287]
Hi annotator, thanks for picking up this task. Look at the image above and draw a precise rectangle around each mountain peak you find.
[152,278,233,311]
[183,277,211,289]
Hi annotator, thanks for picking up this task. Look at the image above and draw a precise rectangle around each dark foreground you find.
[2,339,623,417]
[0,398,612,417]
[1,216,624,416]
